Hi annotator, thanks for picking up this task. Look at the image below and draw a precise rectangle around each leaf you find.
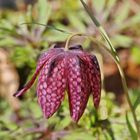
[21,22,71,34]
[25,5,33,24]
[63,131,95,140]
[115,1,130,23]
[111,35,132,48]
[117,14,140,31]
[29,102,42,118]
[36,0,51,34]
[130,89,140,110]
[37,0,51,24]
[45,31,68,42]
[131,47,140,64]
[126,14,140,27]
[56,117,71,129]
[133,94,140,111]
[93,0,106,13]
[80,0,100,27]
[11,47,36,68]
[0,37,16,46]
[126,113,138,140]
[104,0,117,19]
[80,0,120,63]
[67,12,86,32]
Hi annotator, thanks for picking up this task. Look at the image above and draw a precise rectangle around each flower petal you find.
[89,55,101,108]
[67,55,90,122]
[13,59,47,97]
[37,48,64,70]
[77,53,101,108]
[37,54,67,118]
[13,48,63,97]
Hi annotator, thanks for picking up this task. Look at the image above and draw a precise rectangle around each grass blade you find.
[80,0,100,27]
[133,92,140,110]
[80,0,119,63]
[20,22,72,34]
[80,0,140,137]
[126,113,138,140]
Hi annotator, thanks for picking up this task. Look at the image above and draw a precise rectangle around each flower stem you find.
[110,52,140,139]
[89,37,140,139]
[116,62,140,139]
[64,33,83,50]
[80,0,140,136]
[99,35,140,138]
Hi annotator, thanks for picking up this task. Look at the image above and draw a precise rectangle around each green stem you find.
[100,33,140,139]
[116,61,140,139]
[80,0,140,137]
[64,33,83,50]
[111,52,140,140]
[89,37,140,139]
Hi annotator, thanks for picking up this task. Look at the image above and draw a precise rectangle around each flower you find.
[14,45,101,122]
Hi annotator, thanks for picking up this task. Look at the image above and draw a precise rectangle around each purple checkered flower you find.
[14,45,101,122]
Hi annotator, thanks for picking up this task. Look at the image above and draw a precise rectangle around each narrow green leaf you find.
[126,113,138,140]
[131,47,140,64]
[93,0,105,12]
[104,0,116,19]
[99,27,120,62]
[111,35,133,47]
[45,32,68,42]
[133,92,140,110]
[80,0,120,63]
[115,1,130,23]
[80,0,100,27]
[37,0,51,24]
[56,117,71,129]
[20,22,71,34]
[67,12,86,32]
[115,14,140,32]
[125,14,140,27]
[35,0,51,34]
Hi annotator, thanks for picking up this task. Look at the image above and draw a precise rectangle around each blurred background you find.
[0,0,140,139]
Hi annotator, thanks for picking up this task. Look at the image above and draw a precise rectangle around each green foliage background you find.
[0,0,140,139]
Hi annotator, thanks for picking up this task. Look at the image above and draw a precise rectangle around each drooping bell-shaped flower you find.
[14,45,101,122]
